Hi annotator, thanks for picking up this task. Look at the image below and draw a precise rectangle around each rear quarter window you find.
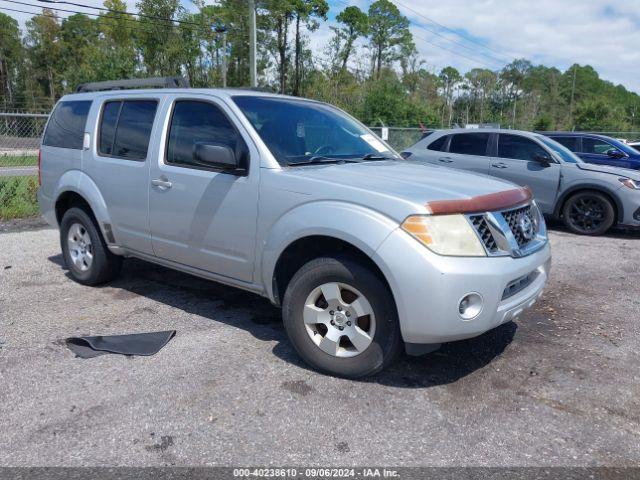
[43,100,92,149]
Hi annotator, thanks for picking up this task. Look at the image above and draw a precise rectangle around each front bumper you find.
[373,228,551,344]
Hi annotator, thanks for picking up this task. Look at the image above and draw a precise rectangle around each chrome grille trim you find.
[467,201,547,258]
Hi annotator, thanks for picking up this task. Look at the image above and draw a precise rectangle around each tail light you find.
[38,149,42,186]
[400,151,412,159]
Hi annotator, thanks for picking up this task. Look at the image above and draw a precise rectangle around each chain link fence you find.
[0,113,48,172]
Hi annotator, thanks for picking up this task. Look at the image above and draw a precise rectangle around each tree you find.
[367,0,412,79]
[136,0,183,76]
[0,13,23,107]
[291,0,328,95]
[439,66,461,127]
[25,9,62,105]
[332,6,368,72]
[262,0,296,93]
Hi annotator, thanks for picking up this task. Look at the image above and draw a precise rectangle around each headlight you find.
[619,177,640,190]
[401,214,486,257]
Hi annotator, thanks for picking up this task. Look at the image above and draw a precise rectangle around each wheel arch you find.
[261,201,400,306]
[53,171,113,242]
[554,184,623,222]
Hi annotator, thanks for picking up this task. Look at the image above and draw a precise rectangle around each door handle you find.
[438,157,453,163]
[491,162,508,169]
[151,178,172,189]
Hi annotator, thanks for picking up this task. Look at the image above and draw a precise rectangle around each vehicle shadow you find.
[48,254,516,388]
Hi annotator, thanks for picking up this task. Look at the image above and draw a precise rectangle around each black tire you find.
[60,207,122,285]
[282,256,402,378]
[562,191,616,236]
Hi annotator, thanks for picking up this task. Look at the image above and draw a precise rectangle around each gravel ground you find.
[1,220,639,467]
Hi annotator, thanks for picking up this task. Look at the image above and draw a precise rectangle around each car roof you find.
[542,132,614,140]
[430,128,543,137]
[58,88,308,103]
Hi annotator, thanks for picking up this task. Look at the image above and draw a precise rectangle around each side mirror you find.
[193,143,239,171]
[534,153,552,166]
[606,148,625,159]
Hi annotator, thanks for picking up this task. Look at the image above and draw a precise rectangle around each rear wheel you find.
[562,191,615,235]
[60,207,122,285]
[282,257,402,378]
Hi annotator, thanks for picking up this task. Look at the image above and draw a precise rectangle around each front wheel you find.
[562,191,615,235]
[282,257,402,378]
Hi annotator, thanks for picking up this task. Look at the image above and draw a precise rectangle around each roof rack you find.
[75,76,190,93]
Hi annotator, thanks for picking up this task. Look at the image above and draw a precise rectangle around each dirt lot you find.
[1,220,639,467]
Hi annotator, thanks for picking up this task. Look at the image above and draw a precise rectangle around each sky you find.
[2,0,640,93]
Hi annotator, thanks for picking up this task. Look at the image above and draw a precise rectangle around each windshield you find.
[608,138,640,156]
[537,135,582,163]
[233,96,398,166]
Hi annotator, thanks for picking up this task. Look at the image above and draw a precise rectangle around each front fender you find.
[260,201,400,301]
[54,169,112,228]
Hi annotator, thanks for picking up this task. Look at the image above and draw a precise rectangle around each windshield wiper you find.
[287,156,361,166]
[361,153,396,161]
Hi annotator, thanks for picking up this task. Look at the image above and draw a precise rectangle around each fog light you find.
[458,293,483,320]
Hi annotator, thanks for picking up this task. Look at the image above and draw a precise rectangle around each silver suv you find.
[38,81,551,377]
[403,128,640,235]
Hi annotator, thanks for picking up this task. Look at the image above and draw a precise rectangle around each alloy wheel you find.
[303,282,376,358]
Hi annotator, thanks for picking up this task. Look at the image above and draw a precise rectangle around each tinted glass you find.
[550,136,577,151]
[167,100,244,168]
[449,133,490,156]
[111,100,157,160]
[43,100,92,149]
[537,136,580,163]
[498,134,547,161]
[98,101,121,156]
[427,135,447,151]
[233,96,397,165]
[583,137,614,155]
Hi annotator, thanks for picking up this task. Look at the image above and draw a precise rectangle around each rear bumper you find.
[37,188,57,227]
[373,228,551,344]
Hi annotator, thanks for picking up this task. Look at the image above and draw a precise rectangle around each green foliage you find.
[1,4,639,132]
[0,176,39,220]
[367,0,413,79]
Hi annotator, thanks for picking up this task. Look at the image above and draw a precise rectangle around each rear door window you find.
[43,100,92,149]
[427,135,447,151]
[98,100,158,160]
[449,133,490,156]
[550,136,578,151]
[498,134,548,161]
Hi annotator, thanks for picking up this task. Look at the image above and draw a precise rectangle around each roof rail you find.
[75,76,190,93]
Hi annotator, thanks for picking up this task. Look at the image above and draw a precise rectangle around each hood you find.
[283,160,520,205]
[576,162,640,180]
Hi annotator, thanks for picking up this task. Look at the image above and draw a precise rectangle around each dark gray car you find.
[403,128,640,235]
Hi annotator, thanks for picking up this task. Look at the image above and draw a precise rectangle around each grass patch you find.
[0,155,38,167]
[0,175,39,220]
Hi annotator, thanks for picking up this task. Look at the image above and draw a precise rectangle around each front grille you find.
[502,205,535,248]
[469,214,499,253]
[468,203,542,257]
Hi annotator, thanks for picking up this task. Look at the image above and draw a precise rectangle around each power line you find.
[391,0,512,62]
[0,0,219,35]
[332,0,509,69]
[35,0,218,28]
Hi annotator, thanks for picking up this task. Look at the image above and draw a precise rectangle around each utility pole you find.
[569,64,577,130]
[248,0,257,88]
[215,25,228,88]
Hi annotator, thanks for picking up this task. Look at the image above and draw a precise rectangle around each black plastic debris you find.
[65,330,176,358]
